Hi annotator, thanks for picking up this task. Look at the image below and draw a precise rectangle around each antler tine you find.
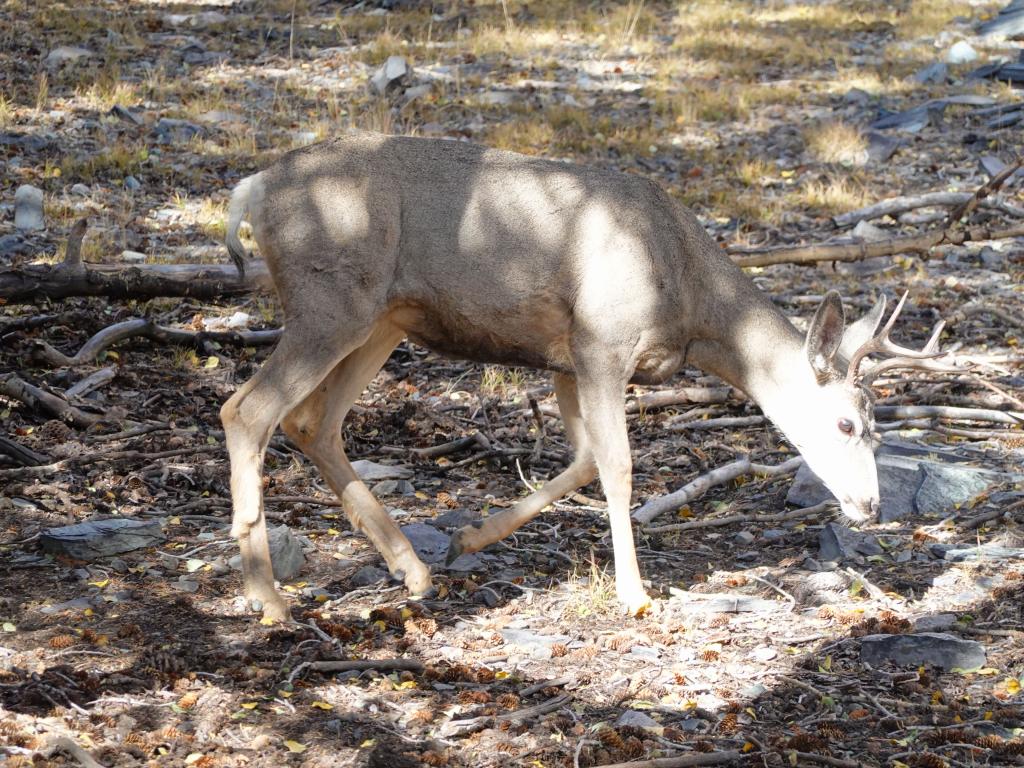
[847,293,959,386]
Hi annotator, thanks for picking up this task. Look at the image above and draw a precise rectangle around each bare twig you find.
[945,155,1024,226]
[873,404,1023,425]
[34,317,281,367]
[669,415,765,431]
[643,501,832,534]
[831,191,1024,229]
[65,366,116,399]
[633,456,804,525]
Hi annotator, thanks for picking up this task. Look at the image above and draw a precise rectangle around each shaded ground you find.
[1,1,1024,766]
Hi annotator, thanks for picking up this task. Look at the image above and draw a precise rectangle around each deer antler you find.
[846,292,961,386]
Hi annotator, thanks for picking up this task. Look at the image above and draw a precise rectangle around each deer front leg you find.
[447,373,597,561]
[575,367,650,616]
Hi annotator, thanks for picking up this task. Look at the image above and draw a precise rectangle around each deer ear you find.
[805,290,845,379]
[838,294,886,363]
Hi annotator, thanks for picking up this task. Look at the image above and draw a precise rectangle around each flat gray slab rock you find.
[860,632,986,671]
[352,460,413,481]
[787,447,998,522]
[929,543,1024,563]
[819,522,883,563]
[40,519,165,560]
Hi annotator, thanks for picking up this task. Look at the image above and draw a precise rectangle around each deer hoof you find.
[403,562,434,597]
[618,588,652,618]
[259,597,292,624]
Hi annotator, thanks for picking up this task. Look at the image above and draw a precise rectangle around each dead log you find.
[0,260,272,303]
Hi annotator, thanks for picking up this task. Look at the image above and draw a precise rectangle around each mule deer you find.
[221,133,949,622]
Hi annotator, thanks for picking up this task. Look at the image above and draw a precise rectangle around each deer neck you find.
[684,292,808,419]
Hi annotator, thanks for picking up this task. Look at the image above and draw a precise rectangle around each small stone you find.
[819,522,883,563]
[266,525,305,581]
[734,530,755,546]
[0,234,28,257]
[615,710,661,731]
[844,88,870,105]
[350,565,389,587]
[734,550,758,562]
[911,62,949,84]
[154,118,202,145]
[124,176,141,192]
[913,613,957,633]
[14,185,44,230]
[978,246,1006,268]
[109,558,129,574]
[45,46,93,68]
[400,522,450,564]
[762,529,787,541]
[852,219,887,243]
[371,479,400,496]
[173,579,199,593]
[70,183,90,196]
[396,480,415,495]
[861,632,985,671]
[370,55,410,95]
[946,40,979,65]
[402,84,432,105]
[120,250,147,263]
[190,10,228,26]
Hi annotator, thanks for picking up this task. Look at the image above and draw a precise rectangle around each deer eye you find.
[837,418,855,435]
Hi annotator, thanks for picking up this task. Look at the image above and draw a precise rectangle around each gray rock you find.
[430,508,479,529]
[14,185,44,230]
[860,632,986,671]
[124,176,141,192]
[947,40,978,65]
[191,10,228,26]
[371,480,400,496]
[40,518,165,560]
[120,250,147,263]
[913,613,957,633]
[45,46,93,68]
[978,246,1007,268]
[979,154,1024,184]
[615,710,661,730]
[762,529,787,541]
[734,530,755,546]
[402,84,432,105]
[197,109,246,125]
[267,524,305,581]
[396,480,415,495]
[915,464,994,516]
[351,459,412,481]
[911,62,949,84]
[852,219,887,242]
[787,449,998,523]
[350,565,389,586]
[70,183,91,196]
[819,522,883,563]
[979,2,1024,39]
[866,131,903,163]
[400,523,451,564]
[40,597,99,614]
[370,55,410,95]
[154,118,202,144]
[478,90,517,106]
[109,105,143,126]
[173,579,199,593]
[844,88,871,105]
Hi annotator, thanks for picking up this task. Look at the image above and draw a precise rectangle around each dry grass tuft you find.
[804,120,868,166]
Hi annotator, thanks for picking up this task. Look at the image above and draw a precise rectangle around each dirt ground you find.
[1,1,1023,766]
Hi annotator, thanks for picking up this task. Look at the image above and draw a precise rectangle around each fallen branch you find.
[34,318,282,367]
[0,258,272,303]
[945,155,1024,226]
[832,191,1024,228]
[643,500,833,534]
[596,750,743,768]
[625,386,732,414]
[40,735,105,768]
[727,222,1024,268]
[0,435,49,466]
[65,366,117,399]
[632,456,805,525]
[873,404,1023,425]
[306,658,424,674]
[669,415,765,431]
[0,373,100,427]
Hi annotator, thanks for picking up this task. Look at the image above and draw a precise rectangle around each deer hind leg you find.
[573,364,650,616]
[221,327,368,623]
[280,322,432,596]
[447,372,598,562]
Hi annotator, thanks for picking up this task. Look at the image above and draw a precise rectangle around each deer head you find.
[768,291,953,524]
